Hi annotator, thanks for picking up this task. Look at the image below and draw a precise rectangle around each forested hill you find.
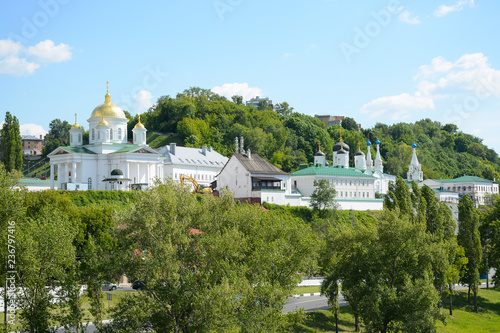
[126,87,500,180]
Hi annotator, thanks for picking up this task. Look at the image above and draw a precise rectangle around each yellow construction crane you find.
[180,174,212,194]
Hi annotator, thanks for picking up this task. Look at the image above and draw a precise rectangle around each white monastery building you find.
[48,84,228,191]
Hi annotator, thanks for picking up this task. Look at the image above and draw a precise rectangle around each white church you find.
[48,84,227,191]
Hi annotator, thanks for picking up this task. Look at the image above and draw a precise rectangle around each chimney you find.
[202,146,207,156]
[235,137,239,154]
[247,148,251,159]
[240,136,244,153]
[170,142,176,155]
[39,134,42,140]
[209,146,213,152]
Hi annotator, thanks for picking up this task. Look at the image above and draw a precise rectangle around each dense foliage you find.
[0,111,23,172]
[135,88,500,180]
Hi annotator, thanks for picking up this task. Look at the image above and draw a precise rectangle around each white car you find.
[101,281,118,291]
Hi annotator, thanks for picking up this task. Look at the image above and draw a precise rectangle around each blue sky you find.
[1,0,500,153]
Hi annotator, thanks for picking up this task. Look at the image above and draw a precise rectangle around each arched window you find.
[110,128,113,140]
[118,128,122,140]
[142,132,146,142]
[78,133,82,142]
[88,177,92,190]
[92,129,95,140]
[97,130,100,140]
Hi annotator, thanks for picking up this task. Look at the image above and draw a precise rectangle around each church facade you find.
[48,84,165,191]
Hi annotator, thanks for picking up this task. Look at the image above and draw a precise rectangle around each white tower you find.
[354,143,367,170]
[69,113,83,147]
[314,144,326,167]
[96,116,110,143]
[374,139,383,173]
[336,141,349,168]
[407,143,423,182]
[366,141,374,171]
[133,114,147,145]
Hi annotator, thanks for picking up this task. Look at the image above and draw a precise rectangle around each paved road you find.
[283,282,496,313]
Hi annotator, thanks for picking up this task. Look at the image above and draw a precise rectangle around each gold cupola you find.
[98,116,109,126]
[134,113,145,129]
[71,113,82,129]
[90,81,126,119]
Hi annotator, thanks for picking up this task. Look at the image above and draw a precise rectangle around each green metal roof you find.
[61,146,96,154]
[292,166,375,178]
[19,178,51,184]
[436,176,495,184]
[111,145,143,153]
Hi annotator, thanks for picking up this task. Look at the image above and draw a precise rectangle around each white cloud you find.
[415,53,500,96]
[20,124,48,138]
[434,0,474,18]
[283,53,292,58]
[0,56,40,76]
[398,10,421,25]
[26,40,72,63]
[0,39,23,57]
[211,83,263,102]
[361,93,435,120]
[133,90,154,112]
[0,39,72,76]
[361,52,500,129]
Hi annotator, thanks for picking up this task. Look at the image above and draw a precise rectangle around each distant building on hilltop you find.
[315,115,345,127]
[22,135,43,155]
[246,96,273,109]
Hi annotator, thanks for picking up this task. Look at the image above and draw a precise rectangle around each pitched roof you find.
[158,145,228,167]
[233,153,289,175]
[436,176,495,184]
[59,146,96,154]
[292,166,376,178]
[22,135,42,141]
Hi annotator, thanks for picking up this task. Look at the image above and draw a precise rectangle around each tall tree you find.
[310,179,337,215]
[42,119,71,156]
[0,112,23,172]
[341,117,358,131]
[231,95,243,105]
[275,102,294,117]
[457,194,482,312]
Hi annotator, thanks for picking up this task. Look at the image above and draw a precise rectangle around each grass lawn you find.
[0,290,132,330]
[292,288,500,332]
[293,286,321,295]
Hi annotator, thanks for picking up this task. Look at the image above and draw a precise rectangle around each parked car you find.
[132,280,146,291]
[101,281,118,291]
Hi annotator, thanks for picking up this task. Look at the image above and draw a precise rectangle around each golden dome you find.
[98,116,109,126]
[134,113,145,129]
[90,82,126,119]
[71,113,82,129]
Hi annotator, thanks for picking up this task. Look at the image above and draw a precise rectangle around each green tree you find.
[341,117,358,131]
[231,95,243,105]
[322,209,443,333]
[16,206,77,333]
[275,102,294,117]
[257,99,269,110]
[310,179,337,214]
[42,119,71,156]
[0,111,23,172]
[457,194,482,312]
[110,182,316,332]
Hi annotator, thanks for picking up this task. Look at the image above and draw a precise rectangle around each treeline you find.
[136,87,500,179]
[37,87,500,180]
